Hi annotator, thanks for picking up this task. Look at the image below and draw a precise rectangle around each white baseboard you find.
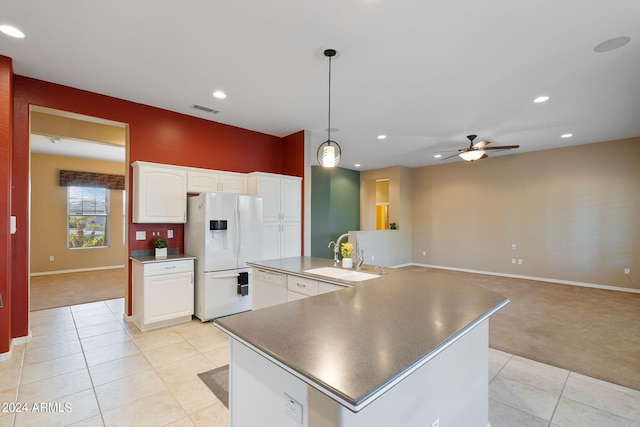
[0,332,32,362]
[13,331,32,345]
[0,343,13,362]
[409,263,640,294]
[30,265,126,277]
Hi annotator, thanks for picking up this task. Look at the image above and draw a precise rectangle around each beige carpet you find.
[30,268,127,311]
[403,266,640,391]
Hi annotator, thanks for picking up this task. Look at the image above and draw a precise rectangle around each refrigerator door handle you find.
[235,204,241,260]
[211,273,241,279]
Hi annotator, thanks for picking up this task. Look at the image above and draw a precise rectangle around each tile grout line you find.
[10,344,26,427]
[547,369,570,426]
[71,302,108,427]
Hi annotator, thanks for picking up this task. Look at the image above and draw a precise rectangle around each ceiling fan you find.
[441,135,520,161]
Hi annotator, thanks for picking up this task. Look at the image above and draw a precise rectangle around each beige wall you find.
[411,137,640,289]
[360,166,412,264]
[31,153,127,273]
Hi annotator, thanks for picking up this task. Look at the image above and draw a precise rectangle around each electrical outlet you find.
[135,231,146,240]
[624,268,631,276]
[518,259,523,265]
[49,255,54,262]
[512,243,516,250]
[168,229,174,238]
[512,258,516,264]
[422,251,426,256]
[371,255,375,261]
[284,394,303,424]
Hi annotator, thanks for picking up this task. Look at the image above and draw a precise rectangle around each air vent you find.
[191,104,220,114]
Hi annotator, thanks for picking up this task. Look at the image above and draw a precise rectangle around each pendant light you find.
[317,48,342,167]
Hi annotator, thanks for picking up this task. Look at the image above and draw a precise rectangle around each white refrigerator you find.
[185,193,263,321]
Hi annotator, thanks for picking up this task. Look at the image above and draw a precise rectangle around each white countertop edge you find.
[214,297,508,413]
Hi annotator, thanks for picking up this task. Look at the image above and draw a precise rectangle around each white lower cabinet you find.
[132,258,194,331]
[287,275,318,301]
[253,267,350,307]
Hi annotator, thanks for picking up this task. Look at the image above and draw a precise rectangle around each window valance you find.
[59,170,125,190]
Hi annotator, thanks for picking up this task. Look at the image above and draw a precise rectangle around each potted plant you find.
[153,237,168,259]
[389,222,397,230]
[341,242,353,269]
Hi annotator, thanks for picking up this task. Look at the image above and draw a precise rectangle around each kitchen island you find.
[214,257,509,427]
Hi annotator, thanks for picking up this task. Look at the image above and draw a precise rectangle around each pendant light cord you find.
[327,54,332,145]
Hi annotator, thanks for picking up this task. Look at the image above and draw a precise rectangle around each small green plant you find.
[153,237,168,249]
[389,222,397,230]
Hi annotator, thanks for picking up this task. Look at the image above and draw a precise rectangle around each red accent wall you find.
[0,56,13,354]
[10,74,303,339]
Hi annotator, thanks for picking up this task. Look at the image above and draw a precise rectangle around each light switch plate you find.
[135,231,146,241]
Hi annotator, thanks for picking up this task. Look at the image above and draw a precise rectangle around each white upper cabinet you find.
[132,161,187,223]
[187,168,247,194]
[248,172,302,258]
[248,173,301,222]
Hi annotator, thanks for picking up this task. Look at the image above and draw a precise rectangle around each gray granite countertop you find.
[129,253,196,264]
[214,256,509,411]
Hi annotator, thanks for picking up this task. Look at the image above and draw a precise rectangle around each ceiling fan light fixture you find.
[317,48,342,168]
[459,150,485,161]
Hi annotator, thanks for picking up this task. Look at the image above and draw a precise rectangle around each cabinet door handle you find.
[164,266,177,270]
[296,282,306,288]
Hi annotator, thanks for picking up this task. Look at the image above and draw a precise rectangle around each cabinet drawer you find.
[318,282,347,294]
[287,275,318,296]
[144,259,193,276]
[287,290,310,302]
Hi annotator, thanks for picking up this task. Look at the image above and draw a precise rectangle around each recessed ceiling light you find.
[354,163,361,168]
[561,133,573,138]
[533,96,549,103]
[434,154,442,159]
[594,36,631,53]
[377,135,387,140]
[0,25,25,39]
[212,91,226,99]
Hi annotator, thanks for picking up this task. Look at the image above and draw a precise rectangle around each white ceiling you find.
[30,135,125,163]
[3,0,640,170]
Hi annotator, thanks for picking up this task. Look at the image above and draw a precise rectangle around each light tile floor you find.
[0,298,638,427]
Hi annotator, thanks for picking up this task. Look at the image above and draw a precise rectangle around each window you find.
[68,186,109,248]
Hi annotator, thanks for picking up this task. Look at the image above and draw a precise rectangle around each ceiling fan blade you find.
[480,153,489,160]
[482,145,520,151]
[473,140,491,149]
[440,152,463,160]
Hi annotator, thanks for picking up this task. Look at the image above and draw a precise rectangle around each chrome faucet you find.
[356,249,365,270]
[328,241,337,265]
[333,233,350,266]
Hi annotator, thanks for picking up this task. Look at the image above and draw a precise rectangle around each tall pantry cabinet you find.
[248,173,302,260]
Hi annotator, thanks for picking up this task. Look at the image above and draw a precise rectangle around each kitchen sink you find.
[304,267,379,282]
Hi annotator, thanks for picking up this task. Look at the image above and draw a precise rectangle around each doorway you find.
[29,106,129,310]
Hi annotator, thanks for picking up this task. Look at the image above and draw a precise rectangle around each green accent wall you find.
[311,166,360,258]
